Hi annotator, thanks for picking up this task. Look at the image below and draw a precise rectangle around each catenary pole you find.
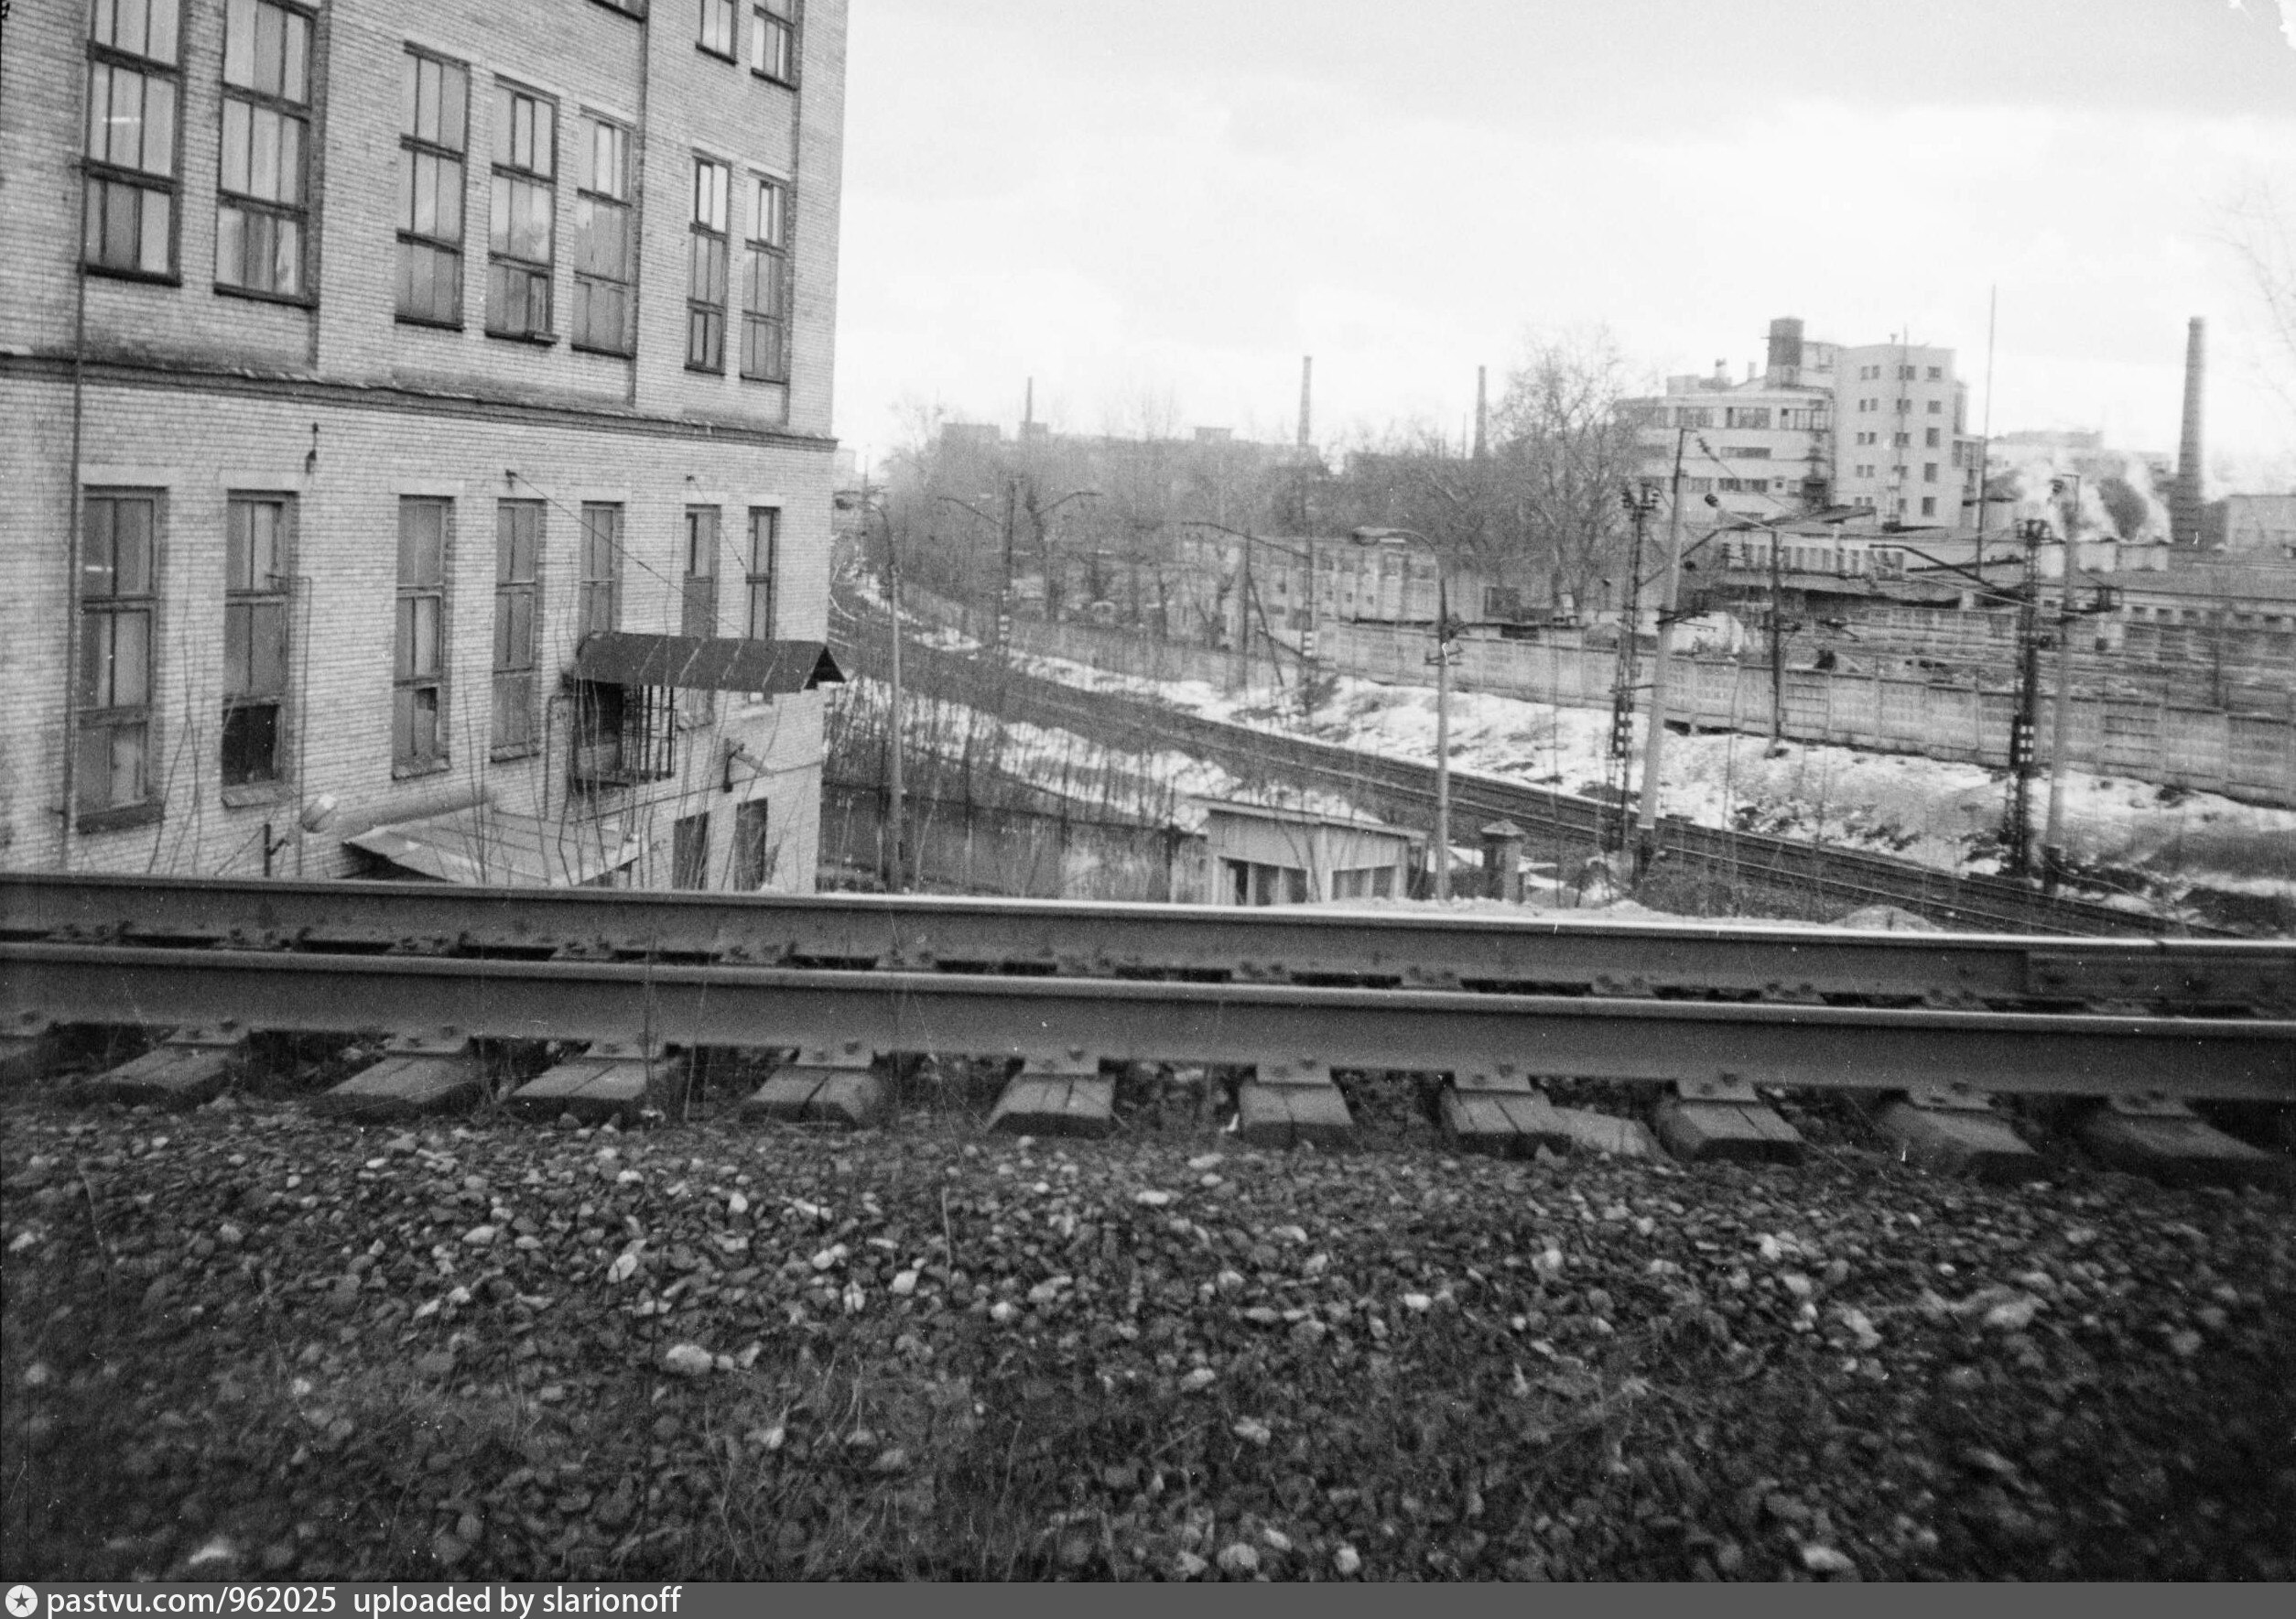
[1635,429,1689,879]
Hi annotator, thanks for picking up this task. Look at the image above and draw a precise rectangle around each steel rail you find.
[831,612,2212,939]
[6,942,2292,1101]
[5,874,2290,1012]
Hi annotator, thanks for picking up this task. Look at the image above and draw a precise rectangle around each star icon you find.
[5,1585,40,1619]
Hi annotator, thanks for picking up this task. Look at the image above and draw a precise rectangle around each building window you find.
[1927,366,1943,380]
[572,114,634,353]
[1921,497,1937,516]
[85,0,183,278]
[217,0,312,299]
[741,173,792,382]
[1925,427,1941,448]
[397,49,469,325]
[395,498,449,771]
[78,492,159,818]
[688,157,730,370]
[745,507,777,637]
[1927,399,1943,414]
[1723,407,1770,429]
[493,499,542,755]
[751,0,798,82]
[672,812,710,889]
[222,494,292,788]
[488,82,557,338]
[578,503,623,636]
[731,798,771,888]
[682,506,719,720]
[1923,463,1939,484]
[699,0,736,59]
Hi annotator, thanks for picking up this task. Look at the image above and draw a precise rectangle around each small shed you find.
[1197,799,1416,907]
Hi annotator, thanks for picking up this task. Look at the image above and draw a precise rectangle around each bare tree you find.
[1491,326,1646,612]
[2221,180,2296,415]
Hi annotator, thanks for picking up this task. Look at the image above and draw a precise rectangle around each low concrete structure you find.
[1652,1077,1806,1165]
[1201,800,1414,907]
[317,1036,482,1122]
[507,1042,656,1125]
[746,1044,891,1128]
[72,1027,247,1110]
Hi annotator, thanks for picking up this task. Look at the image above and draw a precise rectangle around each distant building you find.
[1628,316,1983,530]
[2219,494,2296,562]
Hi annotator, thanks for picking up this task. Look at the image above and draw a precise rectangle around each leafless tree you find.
[2221,179,2296,420]
[1491,326,1646,612]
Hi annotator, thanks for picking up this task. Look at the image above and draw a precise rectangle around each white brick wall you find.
[0,0,848,886]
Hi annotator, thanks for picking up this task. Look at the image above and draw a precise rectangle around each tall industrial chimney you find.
[2172,317,2205,547]
[1298,355,1313,450]
[1473,365,1488,461]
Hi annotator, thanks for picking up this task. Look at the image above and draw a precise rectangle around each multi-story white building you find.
[1,0,849,891]
[1630,316,1983,529]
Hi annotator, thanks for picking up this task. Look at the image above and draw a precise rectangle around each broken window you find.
[493,499,542,755]
[672,811,710,889]
[217,0,313,299]
[578,502,622,636]
[395,497,449,771]
[223,493,292,787]
[78,491,159,819]
[487,80,556,337]
[85,0,183,278]
[731,798,771,888]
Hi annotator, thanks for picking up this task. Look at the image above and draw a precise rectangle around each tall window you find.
[745,507,777,638]
[683,507,720,637]
[85,0,182,277]
[688,157,730,371]
[217,0,312,298]
[578,503,623,636]
[699,0,737,57]
[397,49,469,325]
[222,494,291,788]
[395,499,449,771]
[741,173,791,383]
[493,500,542,755]
[572,114,634,353]
[672,811,710,889]
[751,0,798,82]
[488,82,556,337]
[731,799,771,889]
[78,493,158,818]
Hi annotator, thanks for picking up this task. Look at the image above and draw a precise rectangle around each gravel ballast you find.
[4,1095,2291,1581]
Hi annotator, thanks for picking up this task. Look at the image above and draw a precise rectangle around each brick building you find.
[1,0,848,890]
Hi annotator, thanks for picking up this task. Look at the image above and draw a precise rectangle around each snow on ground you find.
[840,591,2296,917]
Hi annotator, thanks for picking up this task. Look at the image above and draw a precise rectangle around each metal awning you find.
[571,634,844,694]
[344,805,641,887]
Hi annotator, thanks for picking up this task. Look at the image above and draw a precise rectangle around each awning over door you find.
[344,804,641,887]
[570,634,844,694]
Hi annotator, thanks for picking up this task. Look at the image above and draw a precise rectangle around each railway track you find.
[5,876,2291,1114]
[828,606,2214,940]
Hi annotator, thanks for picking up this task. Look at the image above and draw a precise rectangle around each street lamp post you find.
[1353,527,1454,899]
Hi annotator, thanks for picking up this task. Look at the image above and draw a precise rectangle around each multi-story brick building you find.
[1,0,848,890]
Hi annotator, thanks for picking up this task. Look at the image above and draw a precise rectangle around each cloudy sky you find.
[833,0,2296,484]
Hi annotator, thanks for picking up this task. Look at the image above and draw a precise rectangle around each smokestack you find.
[1023,376,1034,431]
[1473,365,1488,461]
[2172,317,2205,547]
[1298,355,1313,450]
[1767,316,1805,385]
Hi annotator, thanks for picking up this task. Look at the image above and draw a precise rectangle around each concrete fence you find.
[878,584,2296,809]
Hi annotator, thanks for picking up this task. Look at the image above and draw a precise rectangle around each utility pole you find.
[883,489,905,895]
[999,473,1018,653]
[1635,432,1689,881]
[1433,568,1454,901]
[2003,516,2046,879]
[1768,522,1786,742]
[2041,474,2085,894]
[1610,486,1656,858]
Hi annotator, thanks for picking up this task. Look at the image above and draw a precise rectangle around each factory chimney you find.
[1473,365,1488,461]
[2172,318,2205,547]
[1298,355,1313,451]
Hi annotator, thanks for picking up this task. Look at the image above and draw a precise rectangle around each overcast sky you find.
[833,0,2296,485]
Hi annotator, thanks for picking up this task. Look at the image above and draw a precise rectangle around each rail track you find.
[828,605,2217,940]
[5,875,2291,1107]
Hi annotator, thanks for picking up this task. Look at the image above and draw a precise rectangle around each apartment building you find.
[0,0,848,890]
[1630,316,1984,529]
